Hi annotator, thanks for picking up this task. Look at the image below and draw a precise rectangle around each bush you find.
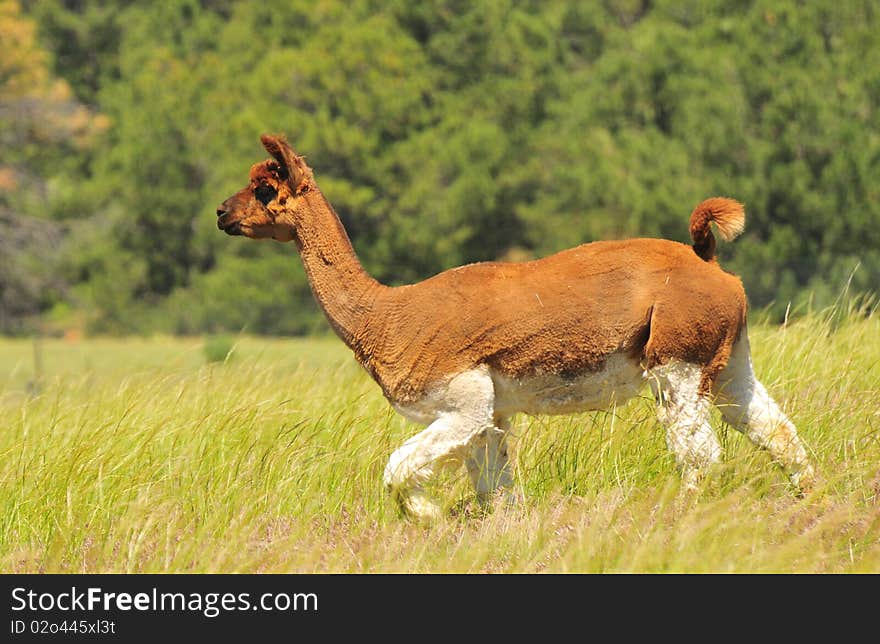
[203,334,235,363]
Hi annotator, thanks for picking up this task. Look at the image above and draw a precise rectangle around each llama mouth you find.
[218,219,242,235]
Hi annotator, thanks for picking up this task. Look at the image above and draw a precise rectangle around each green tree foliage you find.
[7,0,879,334]
[0,0,104,333]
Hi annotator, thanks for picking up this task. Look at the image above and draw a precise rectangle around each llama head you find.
[216,134,313,242]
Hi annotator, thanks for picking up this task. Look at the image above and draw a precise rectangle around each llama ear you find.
[260,134,308,190]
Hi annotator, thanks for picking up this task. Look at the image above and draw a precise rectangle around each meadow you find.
[1,304,878,573]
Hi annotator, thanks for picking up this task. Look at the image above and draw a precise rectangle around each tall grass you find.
[1,304,878,572]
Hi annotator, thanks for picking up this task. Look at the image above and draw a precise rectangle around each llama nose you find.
[216,206,226,217]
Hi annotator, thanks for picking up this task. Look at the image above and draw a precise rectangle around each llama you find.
[216,134,814,521]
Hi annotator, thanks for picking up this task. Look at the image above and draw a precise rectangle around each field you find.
[1,306,878,573]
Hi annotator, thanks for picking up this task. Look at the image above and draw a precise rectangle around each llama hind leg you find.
[384,368,496,521]
[714,337,814,491]
[650,362,722,489]
[465,416,519,507]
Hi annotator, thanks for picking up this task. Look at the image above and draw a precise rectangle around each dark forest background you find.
[2,0,878,336]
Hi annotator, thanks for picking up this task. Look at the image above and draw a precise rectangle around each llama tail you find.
[689,197,745,261]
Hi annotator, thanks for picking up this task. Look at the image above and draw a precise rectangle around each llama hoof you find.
[405,491,444,523]
[791,464,817,495]
[681,467,705,492]
[474,486,523,510]
[392,488,444,523]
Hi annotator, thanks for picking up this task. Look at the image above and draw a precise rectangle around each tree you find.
[0,0,104,333]
[7,0,879,334]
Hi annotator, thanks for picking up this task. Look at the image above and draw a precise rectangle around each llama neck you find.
[291,188,385,352]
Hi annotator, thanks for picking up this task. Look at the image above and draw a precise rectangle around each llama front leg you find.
[714,337,814,491]
[465,417,518,507]
[650,362,722,489]
[383,414,484,521]
[384,367,497,521]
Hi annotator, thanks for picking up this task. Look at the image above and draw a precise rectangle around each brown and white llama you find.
[216,134,814,520]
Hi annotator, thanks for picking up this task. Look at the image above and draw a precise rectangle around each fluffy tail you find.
[689,197,745,261]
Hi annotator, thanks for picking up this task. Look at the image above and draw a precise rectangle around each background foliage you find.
[2,0,878,335]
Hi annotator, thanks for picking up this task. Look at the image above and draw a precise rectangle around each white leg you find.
[383,367,495,521]
[714,336,814,490]
[650,362,722,489]
[465,417,518,506]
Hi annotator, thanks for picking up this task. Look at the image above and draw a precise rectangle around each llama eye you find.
[254,184,277,205]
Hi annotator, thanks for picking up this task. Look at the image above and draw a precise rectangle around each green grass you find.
[1,306,878,573]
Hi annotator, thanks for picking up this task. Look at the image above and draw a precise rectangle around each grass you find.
[1,305,878,573]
